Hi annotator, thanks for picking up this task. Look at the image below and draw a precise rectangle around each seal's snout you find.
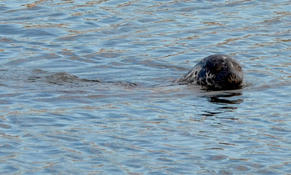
[178,54,243,90]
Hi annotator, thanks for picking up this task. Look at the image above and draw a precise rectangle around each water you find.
[0,0,290,174]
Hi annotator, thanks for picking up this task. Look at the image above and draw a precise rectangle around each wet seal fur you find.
[177,54,243,90]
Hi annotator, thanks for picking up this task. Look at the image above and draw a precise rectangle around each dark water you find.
[0,0,290,174]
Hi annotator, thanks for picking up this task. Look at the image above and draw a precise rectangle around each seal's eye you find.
[236,65,242,71]
[232,62,242,71]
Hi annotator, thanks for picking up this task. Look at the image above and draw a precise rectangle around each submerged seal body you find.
[178,54,243,90]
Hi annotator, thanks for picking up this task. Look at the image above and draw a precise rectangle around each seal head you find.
[178,54,243,90]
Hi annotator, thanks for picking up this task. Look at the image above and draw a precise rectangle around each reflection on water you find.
[208,92,243,105]
[200,91,243,117]
[0,0,290,174]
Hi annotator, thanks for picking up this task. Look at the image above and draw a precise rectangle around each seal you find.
[177,54,243,90]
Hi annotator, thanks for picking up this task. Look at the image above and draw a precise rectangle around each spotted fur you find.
[178,54,243,90]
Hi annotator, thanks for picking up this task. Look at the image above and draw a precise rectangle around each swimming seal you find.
[177,54,243,90]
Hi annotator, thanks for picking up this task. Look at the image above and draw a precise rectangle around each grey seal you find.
[177,54,243,90]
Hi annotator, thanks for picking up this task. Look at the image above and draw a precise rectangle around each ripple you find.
[0,0,290,174]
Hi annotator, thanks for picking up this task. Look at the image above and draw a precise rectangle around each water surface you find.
[0,0,290,174]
